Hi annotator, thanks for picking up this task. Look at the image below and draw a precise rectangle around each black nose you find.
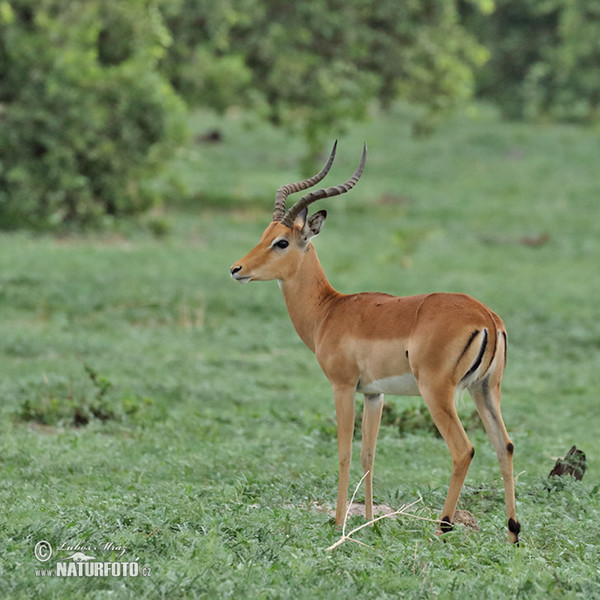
[230,265,242,275]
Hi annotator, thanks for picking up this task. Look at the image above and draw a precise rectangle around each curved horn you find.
[281,143,367,228]
[272,141,337,222]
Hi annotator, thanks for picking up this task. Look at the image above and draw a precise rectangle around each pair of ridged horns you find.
[272,141,367,227]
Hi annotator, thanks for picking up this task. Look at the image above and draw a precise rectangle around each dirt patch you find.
[453,509,480,531]
[311,502,480,531]
[312,501,409,519]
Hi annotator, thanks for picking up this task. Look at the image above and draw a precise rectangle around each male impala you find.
[230,143,520,543]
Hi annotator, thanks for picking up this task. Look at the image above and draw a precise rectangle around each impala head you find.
[230,142,366,283]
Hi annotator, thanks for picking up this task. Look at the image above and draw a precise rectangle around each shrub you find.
[463,0,600,122]
[0,0,186,229]
[160,0,490,168]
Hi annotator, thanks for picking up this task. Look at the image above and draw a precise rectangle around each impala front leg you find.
[361,393,383,521]
[333,385,356,527]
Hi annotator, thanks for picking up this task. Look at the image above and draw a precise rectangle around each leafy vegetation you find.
[17,362,150,427]
[0,0,186,228]
[162,0,490,162]
[0,0,491,227]
[3,0,600,228]
[463,0,600,121]
[1,105,599,597]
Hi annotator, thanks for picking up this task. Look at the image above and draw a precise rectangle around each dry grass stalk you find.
[325,472,440,552]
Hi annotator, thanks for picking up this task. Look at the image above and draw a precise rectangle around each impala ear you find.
[303,209,327,241]
[295,208,327,244]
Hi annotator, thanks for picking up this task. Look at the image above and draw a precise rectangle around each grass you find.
[1,103,600,598]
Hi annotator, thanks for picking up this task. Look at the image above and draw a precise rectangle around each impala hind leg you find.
[361,393,384,521]
[421,385,474,536]
[469,378,520,543]
[333,386,356,527]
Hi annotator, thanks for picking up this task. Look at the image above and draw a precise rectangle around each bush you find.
[160,0,490,169]
[463,0,600,122]
[0,0,186,229]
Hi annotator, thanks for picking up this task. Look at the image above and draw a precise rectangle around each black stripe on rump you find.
[484,327,498,374]
[460,328,488,383]
[456,329,480,370]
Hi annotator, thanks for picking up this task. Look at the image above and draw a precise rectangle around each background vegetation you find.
[1,0,600,597]
[464,0,600,122]
[4,0,600,227]
[0,0,186,229]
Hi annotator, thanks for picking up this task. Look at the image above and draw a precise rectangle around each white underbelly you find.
[358,373,421,396]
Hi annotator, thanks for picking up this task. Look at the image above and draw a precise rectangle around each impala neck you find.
[280,243,339,352]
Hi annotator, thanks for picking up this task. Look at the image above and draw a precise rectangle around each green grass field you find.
[1,104,599,598]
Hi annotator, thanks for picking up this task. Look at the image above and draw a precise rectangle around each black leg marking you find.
[440,516,453,533]
[481,376,491,404]
[470,447,475,459]
[506,442,514,455]
[508,518,520,545]
[508,517,521,544]
[481,376,500,423]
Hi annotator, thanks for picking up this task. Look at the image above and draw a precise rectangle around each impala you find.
[230,143,520,543]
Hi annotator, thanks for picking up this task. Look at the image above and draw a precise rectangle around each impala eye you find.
[273,239,289,249]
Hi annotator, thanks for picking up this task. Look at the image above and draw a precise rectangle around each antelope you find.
[230,143,520,543]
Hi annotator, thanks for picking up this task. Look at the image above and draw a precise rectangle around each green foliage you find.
[161,0,489,166]
[530,0,600,122]
[0,0,186,229]
[16,363,148,427]
[465,0,600,121]
[3,0,600,232]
